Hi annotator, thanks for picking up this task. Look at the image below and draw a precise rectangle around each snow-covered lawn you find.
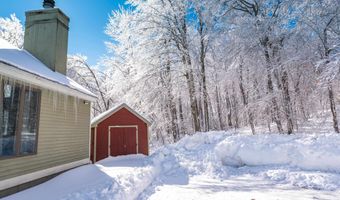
[5,131,340,200]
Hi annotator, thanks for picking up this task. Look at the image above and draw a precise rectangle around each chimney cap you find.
[43,0,55,9]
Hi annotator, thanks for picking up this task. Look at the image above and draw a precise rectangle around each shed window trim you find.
[0,80,41,158]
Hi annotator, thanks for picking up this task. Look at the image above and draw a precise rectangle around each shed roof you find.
[0,38,96,101]
[91,103,151,127]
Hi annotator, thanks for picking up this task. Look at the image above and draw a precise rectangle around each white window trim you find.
[107,125,139,157]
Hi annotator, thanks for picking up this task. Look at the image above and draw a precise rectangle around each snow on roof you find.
[91,103,151,126]
[0,38,96,101]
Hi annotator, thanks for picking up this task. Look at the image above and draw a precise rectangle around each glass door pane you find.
[0,83,21,156]
[20,89,39,154]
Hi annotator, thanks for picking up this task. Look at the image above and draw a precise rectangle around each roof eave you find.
[0,61,97,102]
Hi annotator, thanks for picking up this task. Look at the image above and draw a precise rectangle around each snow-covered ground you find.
[140,131,340,200]
[5,130,340,200]
[5,155,157,200]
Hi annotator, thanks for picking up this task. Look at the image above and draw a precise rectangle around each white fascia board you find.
[0,62,97,102]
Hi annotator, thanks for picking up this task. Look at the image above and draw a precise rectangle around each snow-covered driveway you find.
[140,173,340,200]
[5,131,340,200]
[139,132,340,200]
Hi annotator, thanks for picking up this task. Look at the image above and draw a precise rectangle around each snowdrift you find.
[214,133,340,172]
[147,131,340,191]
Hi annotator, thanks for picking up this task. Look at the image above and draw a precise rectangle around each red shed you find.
[90,103,150,163]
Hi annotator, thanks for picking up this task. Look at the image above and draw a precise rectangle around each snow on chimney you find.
[23,3,69,75]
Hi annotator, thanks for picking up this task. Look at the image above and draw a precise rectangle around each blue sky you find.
[0,0,126,65]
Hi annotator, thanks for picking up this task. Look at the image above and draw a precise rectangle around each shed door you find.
[110,127,137,156]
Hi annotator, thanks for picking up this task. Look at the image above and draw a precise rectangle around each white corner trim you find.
[94,127,97,163]
[88,125,91,163]
[0,158,90,190]
[147,124,150,155]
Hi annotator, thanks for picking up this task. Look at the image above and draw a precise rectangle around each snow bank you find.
[215,134,340,172]
[5,155,158,200]
[145,131,340,192]
[150,131,340,176]
[144,131,233,183]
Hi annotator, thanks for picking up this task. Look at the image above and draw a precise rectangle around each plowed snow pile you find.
[215,133,340,172]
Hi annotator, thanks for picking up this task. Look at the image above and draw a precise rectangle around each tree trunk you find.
[178,94,186,135]
[161,102,172,140]
[185,68,201,132]
[232,84,239,129]
[262,40,284,133]
[198,82,204,130]
[225,90,233,128]
[322,22,339,133]
[238,62,255,134]
[174,11,200,133]
[202,68,210,131]
[216,86,224,130]
[328,84,339,133]
[197,10,209,132]
[166,70,180,141]
[281,70,294,134]
[294,74,308,121]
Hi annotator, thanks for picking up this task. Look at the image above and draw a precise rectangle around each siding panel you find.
[0,89,91,181]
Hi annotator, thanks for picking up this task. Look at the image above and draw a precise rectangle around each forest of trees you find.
[1,0,340,144]
[102,0,340,143]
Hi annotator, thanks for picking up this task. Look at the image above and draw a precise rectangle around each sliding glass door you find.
[0,80,41,158]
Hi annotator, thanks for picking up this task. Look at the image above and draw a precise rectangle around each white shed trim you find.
[108,125,139,156]
[91,103,151,127]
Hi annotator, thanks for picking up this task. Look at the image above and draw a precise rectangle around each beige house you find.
[0,5,96,197]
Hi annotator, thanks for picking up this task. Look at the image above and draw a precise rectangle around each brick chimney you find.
[24,4,69,75]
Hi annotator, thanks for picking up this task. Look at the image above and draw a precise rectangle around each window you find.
[20,89,40,154]
[0,81,41,157]
[0,83,20,156]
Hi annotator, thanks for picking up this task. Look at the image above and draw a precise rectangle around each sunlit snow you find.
[5,131,340,200]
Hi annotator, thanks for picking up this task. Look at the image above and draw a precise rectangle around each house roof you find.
[91,103,151,127]
[0,38,96,101]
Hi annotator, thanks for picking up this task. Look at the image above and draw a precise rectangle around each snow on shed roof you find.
[0,38,96,101]
[91,103,151,127]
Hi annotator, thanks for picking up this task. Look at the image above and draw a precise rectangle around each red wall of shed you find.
[92,107,149,162]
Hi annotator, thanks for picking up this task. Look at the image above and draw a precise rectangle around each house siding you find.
[0,89,91,181]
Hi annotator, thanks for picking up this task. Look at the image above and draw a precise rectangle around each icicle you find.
[48,89,53,106]
[73,96,78,123]
[64,94,68,119]
[28,83,32,100]
[10,79,15,105]
[52,91,58,112]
